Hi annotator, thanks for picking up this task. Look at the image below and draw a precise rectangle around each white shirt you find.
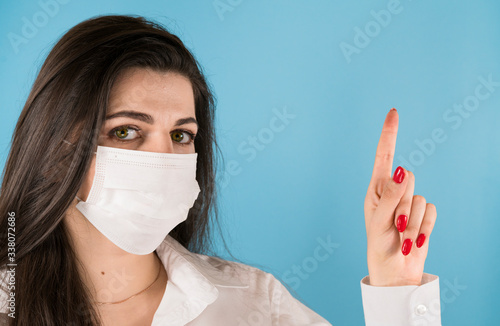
[0,235,442,325]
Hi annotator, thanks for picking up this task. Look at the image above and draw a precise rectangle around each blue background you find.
[1,0,499,325]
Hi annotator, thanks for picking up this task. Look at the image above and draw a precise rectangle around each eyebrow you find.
[105,110,198,127]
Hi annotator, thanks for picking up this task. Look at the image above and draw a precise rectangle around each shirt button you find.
[415,304,427,316]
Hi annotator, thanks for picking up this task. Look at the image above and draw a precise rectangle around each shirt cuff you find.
[360,273,441,326]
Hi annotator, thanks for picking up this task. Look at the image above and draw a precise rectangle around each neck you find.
[64,201,164,305]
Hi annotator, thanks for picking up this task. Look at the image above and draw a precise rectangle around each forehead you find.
[108,67,195,116]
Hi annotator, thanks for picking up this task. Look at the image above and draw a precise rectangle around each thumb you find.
[370,166,408,232]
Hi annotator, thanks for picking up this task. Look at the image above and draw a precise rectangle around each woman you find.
[0,15,441,325]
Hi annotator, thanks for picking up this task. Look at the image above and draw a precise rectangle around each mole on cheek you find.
[101,271,105,275]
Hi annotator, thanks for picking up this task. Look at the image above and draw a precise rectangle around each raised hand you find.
[364,109,437,287]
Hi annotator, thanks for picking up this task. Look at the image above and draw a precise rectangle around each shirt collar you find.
[151,235,249,325]
[158,235,249,289]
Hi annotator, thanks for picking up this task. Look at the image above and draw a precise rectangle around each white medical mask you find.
[75,146,201,255]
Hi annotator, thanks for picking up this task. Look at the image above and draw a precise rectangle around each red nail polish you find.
[402,239,413,256]
[396,215,408,232]
[393,166,405,184]
[416,233,426,248]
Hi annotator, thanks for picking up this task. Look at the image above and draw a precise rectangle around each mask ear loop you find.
[64,140,82,202]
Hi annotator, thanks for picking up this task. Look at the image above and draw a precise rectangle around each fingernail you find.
[402,239,413,256]
[416,233,426,248]
[393,166,405,184]
[396,215,408,233]
[390,108,397,112]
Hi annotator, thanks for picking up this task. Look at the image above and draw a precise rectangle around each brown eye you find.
[115,127,129,139]
[171,131,185,142]
[110,126,139,141]
[171,130,194,144]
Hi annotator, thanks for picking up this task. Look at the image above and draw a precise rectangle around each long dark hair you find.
[0,15,222,325]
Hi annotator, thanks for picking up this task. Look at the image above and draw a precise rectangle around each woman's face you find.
[77,67,198,201]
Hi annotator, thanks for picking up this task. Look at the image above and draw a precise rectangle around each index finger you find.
[370,108,399,183]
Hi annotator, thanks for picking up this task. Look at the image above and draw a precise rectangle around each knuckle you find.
[421,218,435,230]
[383,184,398,200]
[384,178,405,199]
[376,152,394,163]
[406,170,415,182]
[404,226,419,237]
[383,187,401,202]
[412,195,426,206]
[426,203,437,215]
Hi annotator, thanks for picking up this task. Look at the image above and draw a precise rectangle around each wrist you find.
[368,275,422,287]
